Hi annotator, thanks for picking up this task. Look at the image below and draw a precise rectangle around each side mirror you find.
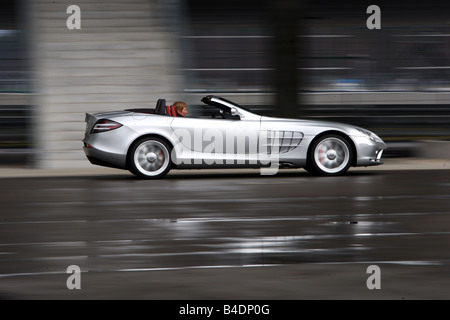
[230,107,238,116]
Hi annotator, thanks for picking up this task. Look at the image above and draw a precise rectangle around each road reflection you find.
[0,170,449,298]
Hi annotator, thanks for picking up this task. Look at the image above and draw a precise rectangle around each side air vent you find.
[261,130,303,154]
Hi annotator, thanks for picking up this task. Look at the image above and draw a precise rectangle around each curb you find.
[0,158,449,178]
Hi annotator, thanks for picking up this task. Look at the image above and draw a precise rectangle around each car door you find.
[170,116,261,166]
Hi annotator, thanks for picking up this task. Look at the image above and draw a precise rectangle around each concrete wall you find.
[29,0,183,168]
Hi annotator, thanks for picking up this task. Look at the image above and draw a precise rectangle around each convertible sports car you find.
[83,95,386,178]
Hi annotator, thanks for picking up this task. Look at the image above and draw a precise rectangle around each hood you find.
[261,116,357,130]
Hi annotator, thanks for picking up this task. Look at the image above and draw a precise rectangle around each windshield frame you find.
[201,95,260,120]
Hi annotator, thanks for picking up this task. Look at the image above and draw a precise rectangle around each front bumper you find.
[353,137,387,167]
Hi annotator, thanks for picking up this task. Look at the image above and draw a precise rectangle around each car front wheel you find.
[129,137,172,179]
[308,134,353,176]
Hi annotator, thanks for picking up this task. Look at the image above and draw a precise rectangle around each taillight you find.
[91,119,123,133]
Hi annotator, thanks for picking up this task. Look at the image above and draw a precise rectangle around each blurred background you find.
[1,0,450,168]
[1,0,450,301]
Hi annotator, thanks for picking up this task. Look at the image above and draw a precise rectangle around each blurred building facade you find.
[30,0,184,168]
[1,0,450,168]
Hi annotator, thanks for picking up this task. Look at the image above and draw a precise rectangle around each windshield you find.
[201,95,257,114]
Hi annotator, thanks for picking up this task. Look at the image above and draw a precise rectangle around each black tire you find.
[128,137,172,179]
[308,134,353,176]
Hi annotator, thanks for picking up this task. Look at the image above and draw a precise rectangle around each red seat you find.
[166,105,177,117]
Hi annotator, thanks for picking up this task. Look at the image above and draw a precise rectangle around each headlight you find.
[356,128,379,141]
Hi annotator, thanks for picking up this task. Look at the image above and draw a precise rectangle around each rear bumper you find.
[83,144,127,169]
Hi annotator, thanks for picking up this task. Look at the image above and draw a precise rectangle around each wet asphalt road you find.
[1,168,450,299]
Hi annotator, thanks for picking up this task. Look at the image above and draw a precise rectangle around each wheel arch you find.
[307,130,357,167]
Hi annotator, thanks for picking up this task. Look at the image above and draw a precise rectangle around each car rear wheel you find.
[308,134,353,176]
[129,137,172,179]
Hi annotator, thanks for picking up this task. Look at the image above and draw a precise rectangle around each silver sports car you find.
[83,95,386,178]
